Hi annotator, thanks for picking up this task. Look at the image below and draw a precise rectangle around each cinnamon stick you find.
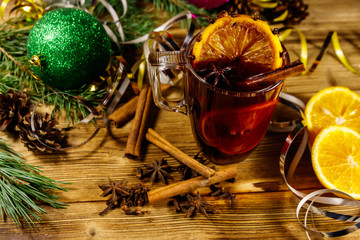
[243,59,305,87]
[146,128,216,178]
[108,95,139,128]
[125,84,152,159]
[147,166,237,204]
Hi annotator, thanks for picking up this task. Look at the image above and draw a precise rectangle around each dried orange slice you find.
[191,14,283,79]
[312,125,360,199]
[304,86,360,143]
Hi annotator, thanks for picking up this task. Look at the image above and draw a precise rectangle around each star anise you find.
[177,152,211,180]
[98,178,129,215]
[99,178,129,198]
[181,192,216,218]
[138,158,174,184]
[197,63,235,87]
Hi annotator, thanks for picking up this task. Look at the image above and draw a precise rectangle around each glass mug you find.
[148,32,285,165]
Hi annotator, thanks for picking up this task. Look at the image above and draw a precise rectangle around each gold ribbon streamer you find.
[331,31,360,74]
[279,28,360,75]
[0,0,11,19]
[273,10,288,23]
[253,0,278,9]
[279,28,308,75]
[11,1,44,20]
[137,53,146,91]
[0,0,44,20]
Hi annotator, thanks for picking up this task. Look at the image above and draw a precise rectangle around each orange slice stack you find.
[305,86,360,199]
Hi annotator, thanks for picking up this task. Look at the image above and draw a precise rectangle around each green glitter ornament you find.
[27,8,111,90]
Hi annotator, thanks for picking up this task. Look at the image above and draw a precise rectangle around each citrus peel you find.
[191,14,283,80]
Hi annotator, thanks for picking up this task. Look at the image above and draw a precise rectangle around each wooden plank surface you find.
[1,0,360,239]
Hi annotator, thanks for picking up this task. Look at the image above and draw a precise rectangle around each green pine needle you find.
[0,139,68,228]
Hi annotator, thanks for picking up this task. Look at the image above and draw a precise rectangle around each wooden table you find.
[1,0,360,239]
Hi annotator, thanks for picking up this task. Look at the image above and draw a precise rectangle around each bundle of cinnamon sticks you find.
[107,83,153,159]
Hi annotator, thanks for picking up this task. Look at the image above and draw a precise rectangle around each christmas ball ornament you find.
[27,8,111,90]
[186,0,229,9]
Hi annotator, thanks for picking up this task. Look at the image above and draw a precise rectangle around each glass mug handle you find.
[148,51,188,115]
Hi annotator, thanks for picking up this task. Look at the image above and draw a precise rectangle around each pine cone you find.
[0,89,33,132]
[16,112,64,153]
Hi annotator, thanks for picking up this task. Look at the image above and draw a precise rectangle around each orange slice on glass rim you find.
[304,86,360,144]
[191,13,284,80]
[312,125,360,199]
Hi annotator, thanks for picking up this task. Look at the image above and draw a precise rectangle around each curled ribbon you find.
[279,28,360,75]
[277,93,360,239]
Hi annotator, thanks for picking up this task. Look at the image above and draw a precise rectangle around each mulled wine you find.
[187,64,283,164]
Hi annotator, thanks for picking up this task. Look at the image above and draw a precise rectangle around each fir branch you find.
[0,138,68,227]
[0,16,42,96]
[0,16,32,71]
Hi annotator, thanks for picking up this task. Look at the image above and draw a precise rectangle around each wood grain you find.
[1,0,360,239]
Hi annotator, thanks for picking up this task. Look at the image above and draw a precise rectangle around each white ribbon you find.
[98,0,125,42]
